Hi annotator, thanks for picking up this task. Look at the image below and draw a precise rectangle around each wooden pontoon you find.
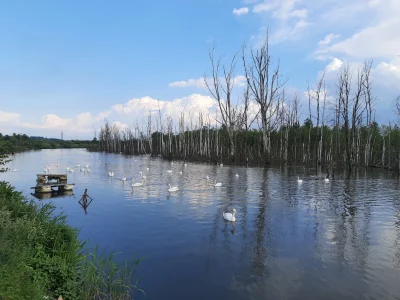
[31,183,75,193]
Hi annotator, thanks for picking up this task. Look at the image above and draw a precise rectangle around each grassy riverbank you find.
[0,181,142,299]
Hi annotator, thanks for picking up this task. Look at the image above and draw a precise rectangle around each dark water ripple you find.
[2,149,400,300]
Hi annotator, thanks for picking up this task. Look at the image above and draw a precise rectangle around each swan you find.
[206,175,209,181]
[235,174,239,177]
[179,171,183,175]
[220,163,223,167]
[167,170,172,173]
[131,179,143,187]
[325,177,329,182]
[297,176,303,183]
[184,163,187,167]
[223,209,236,222]
[168,184,179,192]
[109,171,114,177]
[214,180,222,187]
[122,176,127,181]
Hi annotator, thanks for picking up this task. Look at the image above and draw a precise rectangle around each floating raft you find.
[37,173,68,182]
[31,183,75,193]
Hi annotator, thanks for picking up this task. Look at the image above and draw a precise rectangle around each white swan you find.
[122,176,127,181]
[235,173,239,177]
[109,171,114,177]
[179,171,183,175]
[167,170,172,173]
[131,179,143,187]
[325,177,329,182]
[168,184,179,192]
[220,163,223,167]
[206,175,209,180]
[297,176,303,183]
[184,163,187,167]
[214,180,222,187]
[223,209,236,222]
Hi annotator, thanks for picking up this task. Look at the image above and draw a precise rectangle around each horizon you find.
[1,0,399,139]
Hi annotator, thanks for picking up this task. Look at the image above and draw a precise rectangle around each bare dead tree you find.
[204,43,239,161]
[337,64,352,171]
[242,34,285,164]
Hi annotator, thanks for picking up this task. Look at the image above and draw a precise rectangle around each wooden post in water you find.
[78,188,93,214]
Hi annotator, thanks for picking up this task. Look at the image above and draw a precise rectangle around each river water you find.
[2,149,400,300]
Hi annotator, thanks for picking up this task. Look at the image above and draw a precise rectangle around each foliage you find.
[0,182,142,299]
[0,154,11,172]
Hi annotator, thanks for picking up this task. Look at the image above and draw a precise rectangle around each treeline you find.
[96,117,400,170]
[0,133,98,154]
[96,35,400,171]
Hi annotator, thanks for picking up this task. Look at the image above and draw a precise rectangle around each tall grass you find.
[0,181,143,299]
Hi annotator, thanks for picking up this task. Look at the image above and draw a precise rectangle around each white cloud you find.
[318,19,400,60]
[373,57,400,91]
[169,78,206,88]
[252,0,309,43]
[313,0,400,60]
[0,111,20,123]
[318,33,341,46]
[325,58,343,73]
[233,7,249,16]
[112,94,220,129]
[169,75,247,89]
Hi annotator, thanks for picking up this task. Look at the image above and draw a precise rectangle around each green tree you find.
[0,154,11,172]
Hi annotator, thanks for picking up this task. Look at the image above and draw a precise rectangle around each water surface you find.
[2,149,400,300]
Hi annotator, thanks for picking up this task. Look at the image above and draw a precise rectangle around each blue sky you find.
[1,0,399,139]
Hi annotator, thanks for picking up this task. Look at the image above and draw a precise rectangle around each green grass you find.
[0,181,143,299]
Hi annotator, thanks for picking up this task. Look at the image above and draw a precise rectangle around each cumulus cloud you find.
[112,94,217,128]
[325,58,343,73]
[233,7,249,16]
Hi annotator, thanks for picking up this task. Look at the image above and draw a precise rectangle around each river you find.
[2,149,400,300]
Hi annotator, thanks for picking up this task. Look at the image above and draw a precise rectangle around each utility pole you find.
[61,131,64,140]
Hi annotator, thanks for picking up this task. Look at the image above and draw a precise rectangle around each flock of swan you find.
[37,160,333,223]
[105,161,235,221]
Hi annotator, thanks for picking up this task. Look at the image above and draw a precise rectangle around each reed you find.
[0,181,143,299]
